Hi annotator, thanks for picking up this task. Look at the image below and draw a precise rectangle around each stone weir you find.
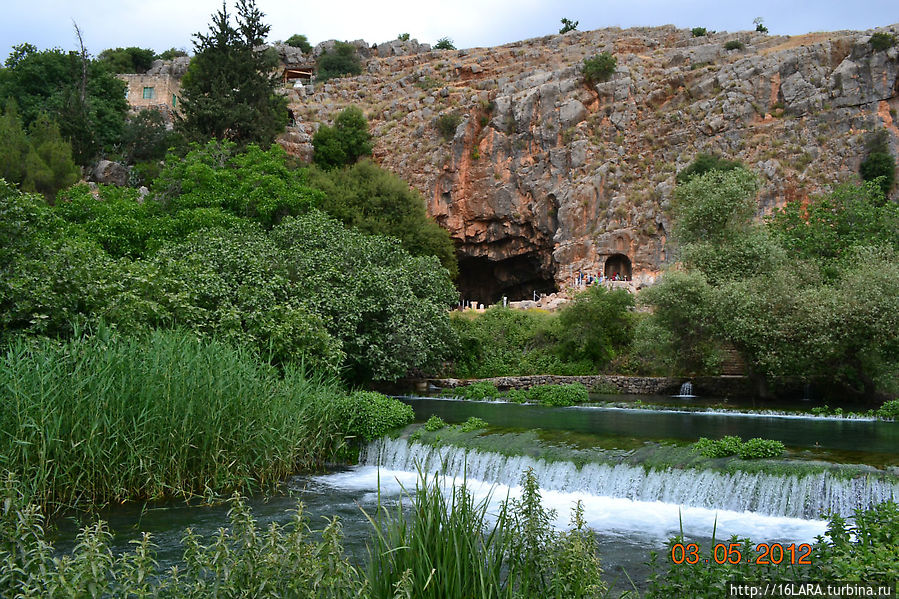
[282,24,899,303]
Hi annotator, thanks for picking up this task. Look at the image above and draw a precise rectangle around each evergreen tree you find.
[177,0,286,146]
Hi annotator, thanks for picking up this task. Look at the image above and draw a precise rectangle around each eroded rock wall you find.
[280,25,899,302]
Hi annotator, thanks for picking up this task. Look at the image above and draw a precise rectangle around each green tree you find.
[306,159,458,276]
[120,108,184,164]
[312,106,372,169]
[97,47,157,73]
[315,42,361,81]
[177,0,286,146]
[675,152,744,184]
[0,44,128,164]
[285,34,312,53]
[157,48,188,60]
[434,37,456,50]
[582,52,616,85]
[557,286,634,367]
[559,18,579,34]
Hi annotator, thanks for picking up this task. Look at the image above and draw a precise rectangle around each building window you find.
[142,87,155,100]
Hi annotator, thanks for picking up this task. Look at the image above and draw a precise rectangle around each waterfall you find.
[362,438,899,520]
[678,381,694,396]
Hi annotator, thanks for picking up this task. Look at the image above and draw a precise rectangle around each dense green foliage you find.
[452,287,634,378]
[459,416,490,431]
[316,42,362,81]
[675,152,744,184]
[693,436,784,459]
[646,169,899,396]
[119,107,184,166]
[0,44,128,164]
[434,37,456,50]
[436,111,462,139]
[312,105,373,169]
[306,159,458,275]
[285,33,313,53]
[859,130,896,196]
[447,381,502,400]
[97,46,157,73]
[724,40,744,50]
[647,501,899,597]
[424,415,447,431]
[869,32,897,51]
[508,383,590,406]
[177,0,286,146]
[582,52,616,85]
[691,27,708,37]
[877,399,899,420]
[559,18,579,34]
[0,102,79,197]
[365,469,604,598]
[334,391,414,441]
[0,329,351,513]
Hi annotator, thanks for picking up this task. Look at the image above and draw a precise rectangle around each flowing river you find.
[51,395,899,592]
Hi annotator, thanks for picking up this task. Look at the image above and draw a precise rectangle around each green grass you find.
[0,328,352,513]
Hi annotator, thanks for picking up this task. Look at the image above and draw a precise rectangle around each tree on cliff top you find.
[177,0,286,146]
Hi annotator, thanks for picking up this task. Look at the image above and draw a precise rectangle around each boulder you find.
[90,160,129,187]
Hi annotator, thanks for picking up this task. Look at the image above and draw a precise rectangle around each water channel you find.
[51,394,898,592]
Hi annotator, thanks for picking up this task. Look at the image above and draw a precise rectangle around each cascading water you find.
[362,438,899,520]
[677,381,694,397]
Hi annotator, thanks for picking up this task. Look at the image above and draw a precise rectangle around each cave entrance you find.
[603,253,632,281]
[456,254,556,306]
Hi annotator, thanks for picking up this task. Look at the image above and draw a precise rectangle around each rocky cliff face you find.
[280,25,899,304]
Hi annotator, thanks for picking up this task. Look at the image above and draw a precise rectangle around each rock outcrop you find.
[279,25,899,304]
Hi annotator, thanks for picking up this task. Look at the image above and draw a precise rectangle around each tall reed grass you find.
[0,327,348,513]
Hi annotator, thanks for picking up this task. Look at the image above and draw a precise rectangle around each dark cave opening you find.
[603,253,632,280]
[456,254,556,306]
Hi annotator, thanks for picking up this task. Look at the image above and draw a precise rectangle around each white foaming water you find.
[312,465,827,544]
[357,438,899,520]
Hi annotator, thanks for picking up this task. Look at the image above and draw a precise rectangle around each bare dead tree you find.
[73,20,88,105]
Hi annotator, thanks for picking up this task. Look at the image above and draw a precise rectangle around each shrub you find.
[451,381,501,400]
[693,435,743,458]
[557,285,635,368]
[582,52,616,85]
[737,438,785,459]
[312,105,372,169]
[285,34,312,53]
[559,18,578,34]
[527,383,590,406]
[869,32,897,52]
[691,27,707,37]
[316,41,361,81]
[398,33,410,41]
[424,415,447,431]
[724,40,744,51]
[877,399,899,420]
[436,111,462,139]
[753,17,768,34]
[675,152,744,184]
[334,391,414,441]
[460,417,489,432]
[434,37,456,50]
[860,152,896,196]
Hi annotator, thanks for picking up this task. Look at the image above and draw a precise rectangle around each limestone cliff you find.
[279,26,899,304]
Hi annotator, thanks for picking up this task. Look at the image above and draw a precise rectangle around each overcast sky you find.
[1,0,897,59]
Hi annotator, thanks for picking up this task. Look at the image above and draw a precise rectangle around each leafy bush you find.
[312,105,372,169]
[316,41,362,81]
[460,416,489,431]
[522,383,590,406]
[398,33,410,41]
[559,18,578,34]
[450,381,501,400]
[424,415,447,431]
[691,27,707,37]
[724,40,744,50]
[675,152,744,184]
[305,159,458,276]
[869,32,897,51]
[436,111,462,139]
[334,391,414,441]
[737,438,785,459]
[693,436,784,459]
[285,33,312,53]
[877,399,899,420]
[582,52,616,85]
[434,37,456,50]
[557,285,635,368]
[97,46,157,73]
[860,151,896,196]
